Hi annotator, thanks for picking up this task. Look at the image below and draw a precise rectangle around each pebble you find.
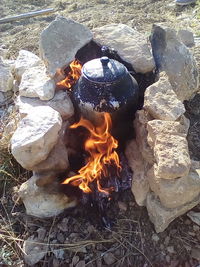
[52,249,65,259]
[118,201,127,211]
[103,252,116,265]
[166,255,171,263]
[76,260,86,267]
[191,247,200,261]
[57,217,69,232]
[164,236,170,246]
[152,233,160,242]
[167,246,175,254]
[37,228,46,241]
[57,232,65,243]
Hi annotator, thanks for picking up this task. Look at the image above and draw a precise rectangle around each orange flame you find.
[62,113,121,195]
[57,60,82,90]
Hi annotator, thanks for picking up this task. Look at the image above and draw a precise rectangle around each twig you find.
[0,8,54,24]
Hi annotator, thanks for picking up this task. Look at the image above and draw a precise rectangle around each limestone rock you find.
[134,110,155,165]
[16,91,74,120]
[144,73,185,120]
[18,175,77,218]
[14,50,41,81]
[40,16,92,76]
[154,134,191,179]
[147,167,200,208]
[147,119,189,147]
[125,139,150,206]
[23,235,48,265]
[150,25,199,101]
[93,24,155,74]
[11,106,62,170]
[178,29,195,47]
[0,58,14,92]
[19,62,55,101]
[187,211,200,226]
[32,138,69,172]
[146,192,200,233]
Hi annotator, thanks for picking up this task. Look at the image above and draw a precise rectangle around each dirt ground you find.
[0,0,200,266]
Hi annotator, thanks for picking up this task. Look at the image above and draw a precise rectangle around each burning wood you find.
[62,113,121,195]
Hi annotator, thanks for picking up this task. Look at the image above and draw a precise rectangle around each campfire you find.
[8,16,199,237]
[62,112,121,195]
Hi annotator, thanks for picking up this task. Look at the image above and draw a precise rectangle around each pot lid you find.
[82,56,128,83]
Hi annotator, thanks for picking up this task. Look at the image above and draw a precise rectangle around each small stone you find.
[57,232,65,243]
[37,228,47,241]
[18,175,77,218]
[23,236,48,265]
[72,255,79,266]
[144,73,185,121]
[93,24,155,73]
[11,106,62,170]
[166,255,171,263]
[193,225,200,232]
[14,50,41,81]
[187,211,200,226]
[167,246,175,254]
[19,61,55,101]
[191,247,200,261]
[103,252,116,265]
[0,58,14,92]
[118,201,127,211]
[57,217,69,232]
[76,260,86,267]
[40,16,92,76]
[178,29,195,47]
[164,236,170,246]
[152,233,160,242]
[52,249,65,259]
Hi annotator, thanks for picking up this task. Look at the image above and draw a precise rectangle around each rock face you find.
[154,134,191,179]
[0,58,14,92]
[148,167,200,208]
[18,175,77,218]
[14,50,41,81]
[125,139,150,206]
[19,62,55,101]
[11,106,62,170]
[93,24,155,74]
[146,192,200,233]
[16,91,74,120]
[150,25,199,101]
[40,16,92,76]
[144,73,185,120]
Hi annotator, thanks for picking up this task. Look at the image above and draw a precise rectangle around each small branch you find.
[0,8,54,24]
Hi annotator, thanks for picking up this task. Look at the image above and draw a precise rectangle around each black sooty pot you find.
[73,55,139,113]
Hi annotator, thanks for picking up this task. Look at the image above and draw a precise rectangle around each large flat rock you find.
[144,73,185,120]
[39,16,92,77]
[19,61,55,101]
[16,91,74,120]
[93,24,155,74]
[150,25,199,101]
[11,106,62,170]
